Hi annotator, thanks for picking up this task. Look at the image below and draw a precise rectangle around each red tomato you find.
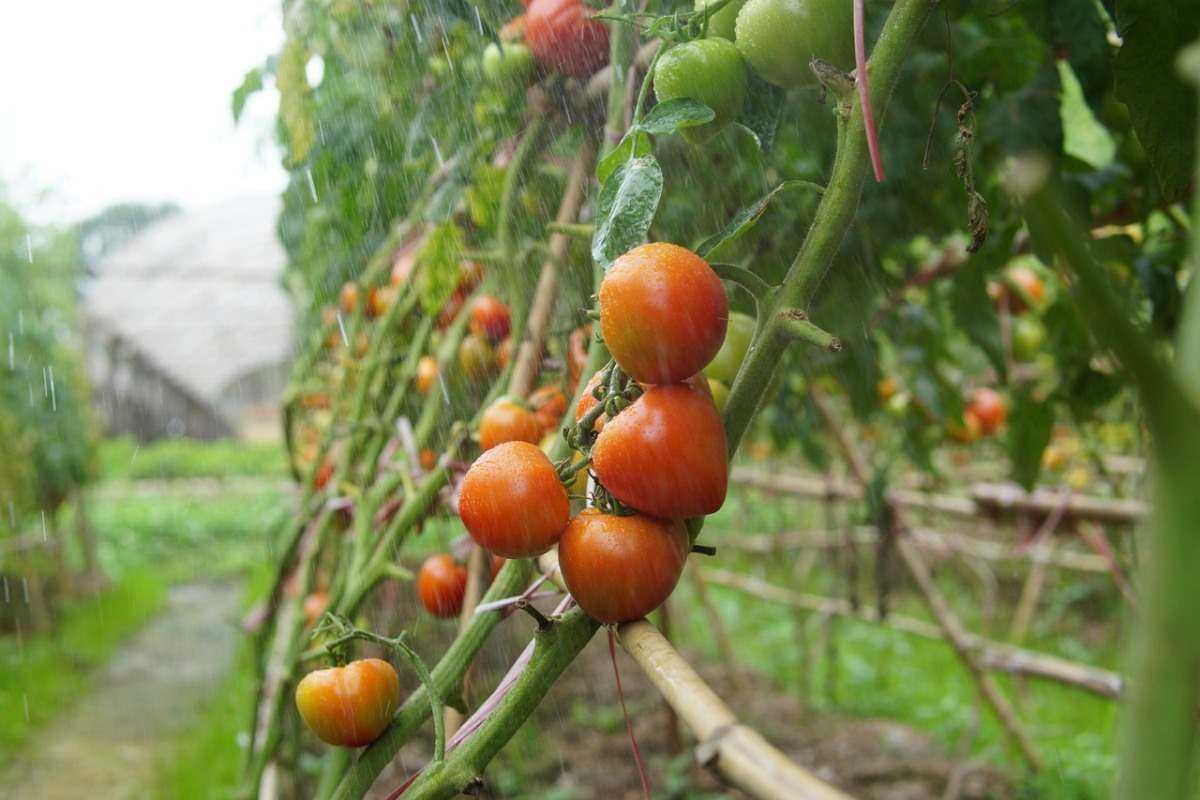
[339,282,360,314]
[525,0,609,77]
[592,382,727,518]
[967,388,1006,435]
[295,659,400,747]
[416,356,439,395]
[529,384,568,433]
[599,243,728,384]
[419,448,438,471]
[479,398,542,451]
[303,591,329,626]
[469,295,512,342]
[558,509,689,623]
[459,441,570,558]
[417,554,468,618]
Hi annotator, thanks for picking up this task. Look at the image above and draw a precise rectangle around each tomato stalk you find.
[854,0,885,182]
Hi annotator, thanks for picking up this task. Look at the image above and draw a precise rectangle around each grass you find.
[98,436,287,481]
[0,571,167,770]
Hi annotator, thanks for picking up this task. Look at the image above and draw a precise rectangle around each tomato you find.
[417,554,468,618]
[574,372,609,432]
[416,356,439,396]
[419,448,438,471]
[458,260,485,293]
[708,378,730,413]
[339,282,360,314]
[989,261,1046,315]
[459,441,571,558]
[529,384,568,433]
[458,334,496,381]
[568,325,590,387]
[948,410,982,444]
[482,42,536,86]
[876,377,899,403]
[695,0,747,40]
[496,336,515,370]
[654,38,748,144]
[500,14,528,42]
[469,295,512,342]
[295,659,400,747]
[599,243,728,385]
[967,388,1006,435]
[313,457,336,491]
[703,311,755,384]
[558,509,689,623]
[368,286,397,318]
[303,590,329,626]
[479,398,543,451]
[592,382,728,518]
[1012,316,1046,361]
[391,250,416,287]
[299,392,331,411]
[525,0,609,78]
[735,0,853,89]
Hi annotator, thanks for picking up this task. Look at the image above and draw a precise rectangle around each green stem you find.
[711,262,772,306]
[496,117,552,264]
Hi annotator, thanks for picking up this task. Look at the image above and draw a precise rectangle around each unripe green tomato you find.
[482,42,536,86]
[654,38,748,144]
[694,0,748,40]
[708,378,730,413]
[1012,316,1046,362]
[703,311,755,384]
[735,0,853,89]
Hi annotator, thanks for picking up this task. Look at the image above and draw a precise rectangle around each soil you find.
[0,583,240,800]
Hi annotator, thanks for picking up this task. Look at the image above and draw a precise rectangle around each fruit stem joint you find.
[775,309,842,352]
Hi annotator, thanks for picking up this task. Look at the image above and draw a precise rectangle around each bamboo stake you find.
[617,619,853,800]
[699,566,1124,700]
[808,385,1045,772]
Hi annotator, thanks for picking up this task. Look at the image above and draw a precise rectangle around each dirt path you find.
[2,583,241,800]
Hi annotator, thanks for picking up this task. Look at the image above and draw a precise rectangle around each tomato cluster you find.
[455,242,737,624]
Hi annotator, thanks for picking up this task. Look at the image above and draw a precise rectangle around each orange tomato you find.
[599,243,728,384]
[419,448,438,471]
[592,382,728,518]
[574,372,608,432]
[525,0,609,77]
[415,356,439,396]
[967,388,1006,435]
[479,398,542,451]
[469,295,512,342]
[295,659,399,747]
[529,384,568,433]
[558,509,689,623]
[339,282,360,315]
[313,457,336,492]
[459,441,570,558]
[303,591,329,626]
[417,554,468,618]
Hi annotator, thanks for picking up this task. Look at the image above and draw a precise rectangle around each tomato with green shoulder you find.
[735,0,852,89]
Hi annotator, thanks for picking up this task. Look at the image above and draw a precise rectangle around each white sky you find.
[0,0,287,225]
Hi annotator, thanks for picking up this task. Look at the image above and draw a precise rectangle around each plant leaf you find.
[639,98,715,136]
[591,156,663,270]
[596,131,652,184]
[696,180,821,260]
[1007,388,1054,490]
[736,72,785,153]
[232,67,264,123]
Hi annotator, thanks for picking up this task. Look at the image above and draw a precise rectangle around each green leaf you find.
[736,72,785,153]
[417,222,466,316]
[596,131,652,184]
[695,180,822,260]
[232,67,264,123]
[591,156,664,270]
[639,97,715,136]
[1113,0,1200,201]
[1007,389,1054,490]
[1058,61,1116,168]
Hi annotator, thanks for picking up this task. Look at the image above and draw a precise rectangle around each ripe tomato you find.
[654,38,748,144]
[735,0,852,89]
[458,334,496,381]
[967,388,1006,435]
[416,356,439,396]
[482,42,536,85]
[592,382,728,518]
[303,590,329,626]
[496,337,515,370]
[558,509,689,623]
[339,282,360,314]
[299,392,331,410]
[574,371,608,432]
[703,311,755,385]
[948,410,982,444]
[529,384,568,433]
[295,658,400,747]
[469,295,512,342]
[695,0,747,39]
[568,325,590,387]
[479,398,542,451]
[368,286,397,318]
[599,243,728,385]
[877,377,899,403]
[525,0,609,77]
[417,554,468,618]
[419,448,438,471]
[459,441,571,558]
[313,457,336,491]
[1006,264,1046,312]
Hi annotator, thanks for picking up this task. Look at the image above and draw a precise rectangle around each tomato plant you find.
[295,659,400,748]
